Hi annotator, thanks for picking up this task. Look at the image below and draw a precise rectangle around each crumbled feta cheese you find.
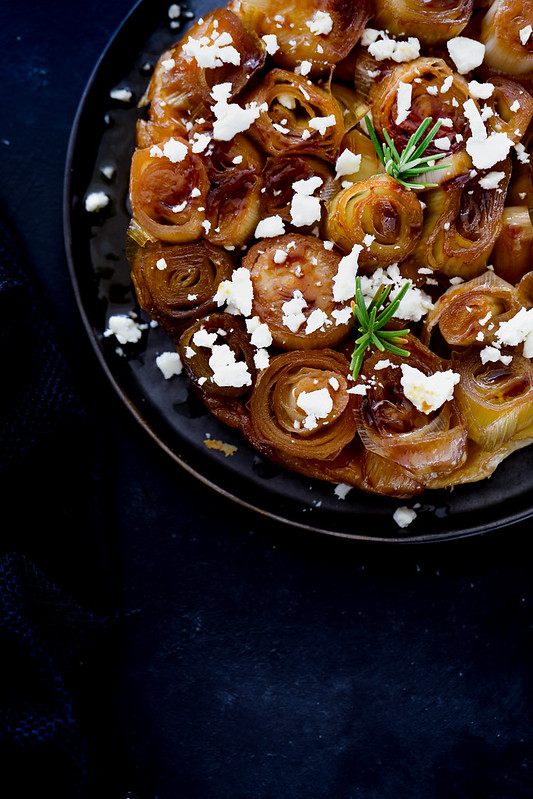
[447,37,485,74]
[305,308,329,334]
[214,266,254,316]
[494,307,533,357]
[480,345,512,365]
[478,171,506,189]
[468,80,494,100]
[359,264,433,321]
[332,306,352,326]
[262,33,279,54]
[296,60,313,76]
[209,344,252,387]
[110,87,132,102]
[515,143,530,164]
[393,506,417,528]
[335,149,361,178]
[182,31,241,68]
[104,314,143,344]
[463,98,487,140]
[254,215,286,238]
[466,131,513,169]
[290,193,322,227]
[510,99,521,112]
[332,244,362,302]
[296,387,333,430]
[192,328,218,348]
[520,25,532,45]
[85,191,109,212]
[156,350,183,378]
[273,249,288,264]
[434,136,451,150]
[440,75,454,93]
[254,348,270,370]
[246,316,273,348]
[400,364,460,413]
[156,257,167,270]
[334,483,352,500]
[306,10,333,35]
[395,81,412,125]
[308,114,336,135]
[282,290,307,332]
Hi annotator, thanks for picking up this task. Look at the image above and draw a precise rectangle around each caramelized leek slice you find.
[486,77,533,143]
[129,240,235,337]
[480,0,533,80]
[178,312,257,398]
[453,348,533,448]
[372,0,474,45]
[247,349,356,460]
[260,154,337,224]
[245,68,345,162]
[228,0,370,76]
[354,338,468,480]
[405,165,511,279]
[243,233,352,350]
[421,271,522,351]
[491,207,533,285]
[142,8,266,119]
[325,173,423,267]
[202,132,264,247]
[129,137,209,243]
[368,58,473,185]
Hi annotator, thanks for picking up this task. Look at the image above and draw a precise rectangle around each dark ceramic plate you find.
[64,0,533,543]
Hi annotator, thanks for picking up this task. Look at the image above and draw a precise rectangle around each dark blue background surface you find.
[1,1,533,797]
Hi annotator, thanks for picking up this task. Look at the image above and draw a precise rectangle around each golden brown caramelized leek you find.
[129,240,235,337]
[353,339,468,481]
[405,165,511,279]
[247,349,356,460]
[143,8,266,119]
[228,0,370,76]
[453,349,533,448]
[243,234,352,350]
[480,0,533,82]
[129,137,209,242]
[422,271,522,351]
[372,0,474,45]
[203,132,265,247]
[485,78,533,143]
[245,69,345,162]
[368,58,472,173]
[260,155,337,224]
[491,207,533,285]
[325,173,423,267]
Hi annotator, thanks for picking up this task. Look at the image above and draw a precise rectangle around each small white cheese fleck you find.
[520,25,532,45]
[297,387,333,430]
[104,314,143,344]
[306,10,333,36]
[468,80,494,100]
[395,81,412,125]
[478,171,506,189]
[156,351,183,378]
[335,149,361,178]
[254,215,286,238]
[332,244,362,303]
[400,364,460,413]
[110,87,133,102]
[262,34,279,54]
[393,506,417,528]
[334,483,352,500]
[447,37,485,74]
[308,114,336,135]
[85,191,109,212]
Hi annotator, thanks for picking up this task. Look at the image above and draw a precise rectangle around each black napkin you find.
[0,208,121,798]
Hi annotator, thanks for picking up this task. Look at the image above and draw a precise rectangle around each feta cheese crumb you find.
[393,506,417,528]
[214,266,254,316]
[85,191,109,212]
[395,81,412,125]
[104,314,144,344]
[156,257,167,270]
[296,387,333,430]
[308,114,336,135]
[447,37,485,74]
[334,483,352,500]
[254,215,286,238]
[400,364,460,413]
[262,34,279,54]
[478,171,506,189]
[520,25,532,45]
[282,290,307,332]
[332,244,362,302]
[466,131,514,169]
[209,344,252,387]
[306,10,333,35]
[156,351,183,378]
[335,149,362,178]
[468,80,494,100]
[110,87,133,102]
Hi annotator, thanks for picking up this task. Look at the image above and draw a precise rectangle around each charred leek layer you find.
[372,0,473,45]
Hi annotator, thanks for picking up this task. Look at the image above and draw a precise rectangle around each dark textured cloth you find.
[0,209,120,798]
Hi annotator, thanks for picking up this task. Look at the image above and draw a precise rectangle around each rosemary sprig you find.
[365,114,448,190]
[350,278,411,380]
